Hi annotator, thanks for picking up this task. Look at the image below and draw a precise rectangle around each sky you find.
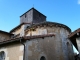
[0,0,80,53]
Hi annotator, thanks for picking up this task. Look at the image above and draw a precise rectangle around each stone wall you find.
[25,35,74,60]
[25,26,74,60]
[0,43,24,60]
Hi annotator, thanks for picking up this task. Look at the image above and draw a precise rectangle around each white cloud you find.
[78,0,80,4]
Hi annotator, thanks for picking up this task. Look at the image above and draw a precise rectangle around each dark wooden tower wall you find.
[20,8,33,24]
[32,8,46,24]
[20,8,46,24]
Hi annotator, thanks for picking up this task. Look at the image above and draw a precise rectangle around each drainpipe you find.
[20,37,26,60]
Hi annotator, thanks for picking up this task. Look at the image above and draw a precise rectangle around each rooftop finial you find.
[33,4,34,8]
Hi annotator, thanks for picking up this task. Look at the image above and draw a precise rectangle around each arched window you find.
[67,42,70,46]
[40,56,46,60]
[0,51,5,60]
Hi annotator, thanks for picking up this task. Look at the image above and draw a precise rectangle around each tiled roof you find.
[68,28,80,50]
[10,23,31,33]
[0,30,13,35]
[69,28,80,38]
[26,21,71,33]
[0,34,55,45]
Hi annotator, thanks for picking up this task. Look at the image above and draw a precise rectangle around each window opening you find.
[0,51,5,60]
[40,56,46,60]
[25,14,26,18]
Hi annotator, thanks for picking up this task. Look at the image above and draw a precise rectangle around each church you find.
[0,8,75,60]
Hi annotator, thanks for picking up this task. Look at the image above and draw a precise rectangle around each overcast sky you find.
[0,0,80,53]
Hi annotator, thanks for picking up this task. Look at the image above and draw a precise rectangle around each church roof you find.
[68,28,80,50]
[26,21,71,33]
[69,28,80,38]
[20,7,46,17]
[0,30,13,35]
[10,23,31,33]
[0,34,55,45]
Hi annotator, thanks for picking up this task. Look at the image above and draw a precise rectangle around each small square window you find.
[25,14,26,18]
